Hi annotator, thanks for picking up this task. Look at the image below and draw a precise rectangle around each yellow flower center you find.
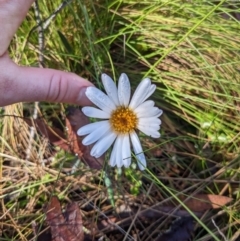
[110,106,138,134]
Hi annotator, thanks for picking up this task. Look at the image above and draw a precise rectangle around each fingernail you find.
[78,86,92,106]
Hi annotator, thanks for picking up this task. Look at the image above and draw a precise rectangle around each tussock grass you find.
[106,1,240,147]
[1,0,240,240]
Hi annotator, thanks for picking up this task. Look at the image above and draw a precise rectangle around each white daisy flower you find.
[77,73,162,170]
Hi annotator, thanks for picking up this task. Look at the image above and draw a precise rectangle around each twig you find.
[33,0,44,67]
[43,0,73,30]
[212,218,228,241]
[25,0,43,162]
[21,0,73,55]
[159,176,240,184]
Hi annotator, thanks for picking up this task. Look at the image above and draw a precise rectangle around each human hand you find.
[0,0,93,107]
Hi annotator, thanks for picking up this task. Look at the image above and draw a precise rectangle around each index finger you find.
[0,0,34,56]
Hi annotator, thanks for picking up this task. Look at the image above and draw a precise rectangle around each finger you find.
[0,57,94,106]
[0,0,35,55]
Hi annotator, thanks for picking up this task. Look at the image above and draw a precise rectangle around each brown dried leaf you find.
[160,194,232,216]
[65,117,83,156]
[181,194,233,212]
[66,107,104,169]
[45,196,84,241]
[25,107,104,170]
[64,202,84,240]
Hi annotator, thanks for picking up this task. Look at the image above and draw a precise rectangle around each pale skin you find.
[0,0,93,107]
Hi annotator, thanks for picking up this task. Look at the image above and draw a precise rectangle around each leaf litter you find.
[2,106,233,240]
[34,191,232,240]
[23,106,233,240]
[24,107,103,169]
[41,196,84,241]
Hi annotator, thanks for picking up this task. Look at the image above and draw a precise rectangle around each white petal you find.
[118,73,131,106]
[86,87,116,114]
[129,78,151,109]
[149,131,161,138]
[138,123,160,131]
[134,100,155,114]
[136,107,162,118]
[136,84,156,108]
[110,139,118,167]
[110,136,123,167]
[155,109,163,117]
[116,136,124,168]
[139,117,161,125]
[77,121,109,136]
[82,107,110,119]
[122,135,131,168]
[132,84,156,109]
[101,73,120,106]
[138,125,161,138]
[82,122,111,145]
[142,84,156,103]
[90,131,117,158]
[130,131,146,170]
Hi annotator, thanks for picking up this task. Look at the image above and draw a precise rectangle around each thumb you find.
[0,56,93,107]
